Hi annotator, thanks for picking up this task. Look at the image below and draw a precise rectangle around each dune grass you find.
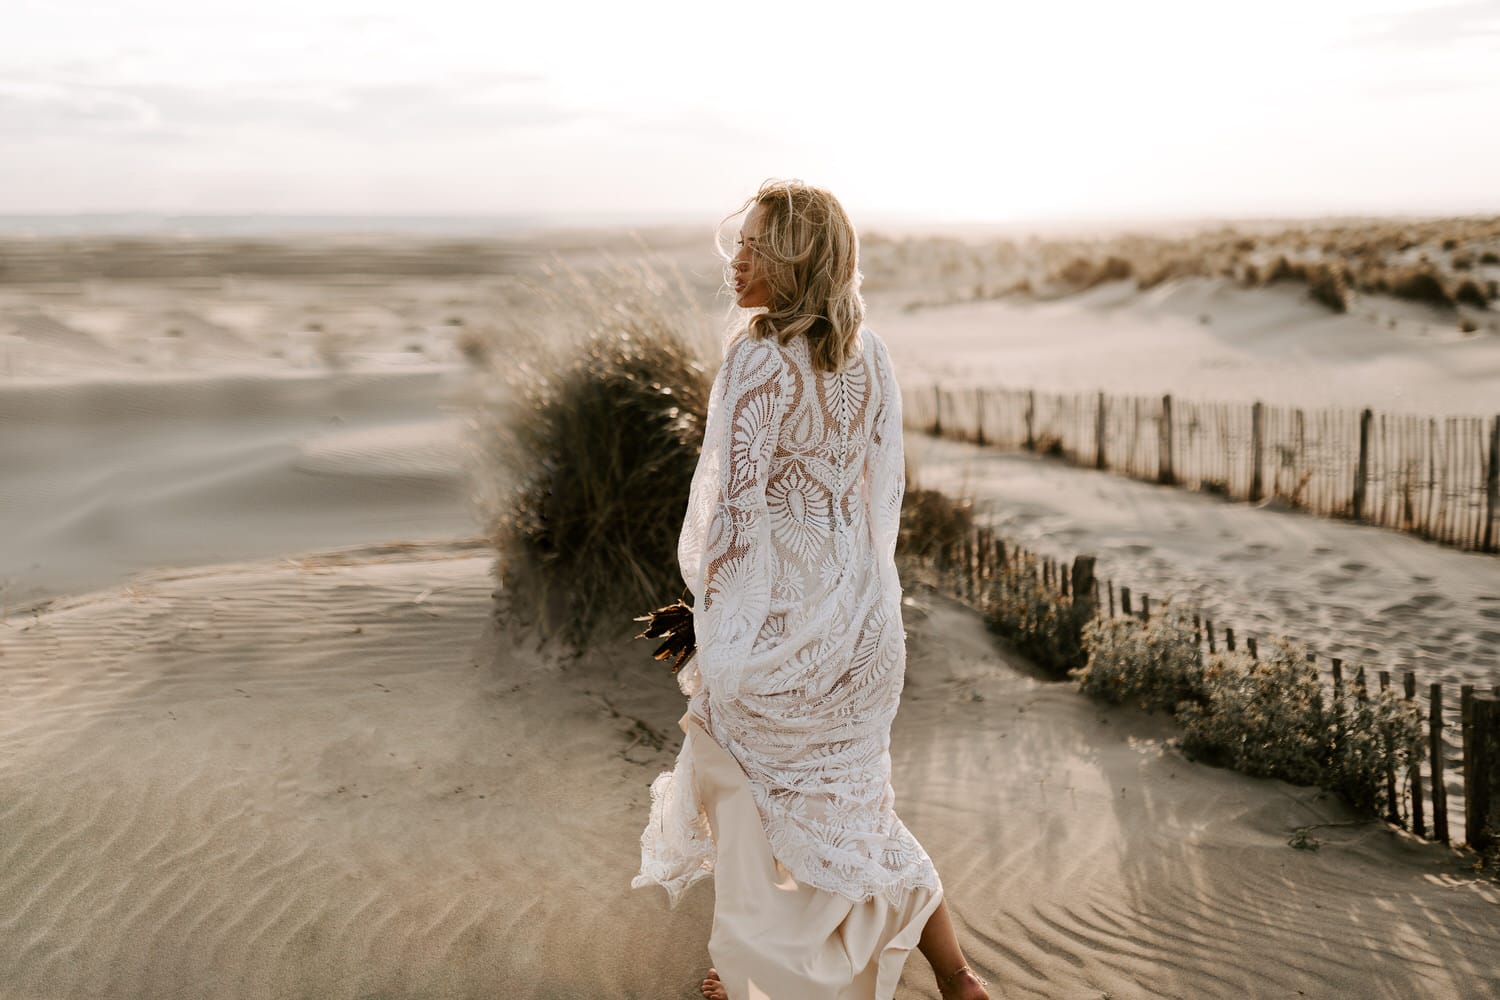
[470,261,1437,830]
[860,216,1500,322]
[468,262,997,649]
[467,260,718,647]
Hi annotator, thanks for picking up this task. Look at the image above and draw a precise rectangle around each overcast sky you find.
[4,0,1500,224]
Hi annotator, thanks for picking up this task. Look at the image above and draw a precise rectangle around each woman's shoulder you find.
[723,328,790,378]
[859,326,892,368]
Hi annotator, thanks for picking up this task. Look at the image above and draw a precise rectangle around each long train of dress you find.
[684,711,942,1000]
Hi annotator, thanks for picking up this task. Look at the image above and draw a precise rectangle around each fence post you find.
[1095,391,1107,470]
[1353,407,1373,521]
[932,385,943,436]
[1069,556,1097,653]
[1469,694,1500,849]
[1071,557,1096,617]
[1332,659,1345,756]
[1431,683,1449,845]
[1484,414,1499,553]
[1380,671,1400,825]
[1159,394,1176,486]
[975,387,986,446]
[1406,672,1425,838]
[1250,401,1265,503]
[1024,389,1036,451]
[1462,685,1475,831]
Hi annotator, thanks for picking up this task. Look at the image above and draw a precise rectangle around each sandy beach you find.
[2,234,1498,997]
[2,547,1496,998]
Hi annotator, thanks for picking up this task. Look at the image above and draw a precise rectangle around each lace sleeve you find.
[679,333,789,700]
[866,334,905,597]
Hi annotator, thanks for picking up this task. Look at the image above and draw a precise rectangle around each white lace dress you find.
[633,326,942,998]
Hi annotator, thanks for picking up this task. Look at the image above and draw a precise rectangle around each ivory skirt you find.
[682,713,943,1000]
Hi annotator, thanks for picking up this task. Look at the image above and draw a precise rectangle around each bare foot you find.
[939,965,990,1000]
[701,967,727,1000]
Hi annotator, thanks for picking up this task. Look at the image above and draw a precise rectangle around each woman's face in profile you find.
[733,202,772,309]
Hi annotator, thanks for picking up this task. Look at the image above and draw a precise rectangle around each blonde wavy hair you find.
[718,178,865,373]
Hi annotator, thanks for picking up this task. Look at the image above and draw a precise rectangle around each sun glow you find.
[4,0,1498,221]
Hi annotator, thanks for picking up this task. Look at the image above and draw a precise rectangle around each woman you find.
[632,179,990,1000]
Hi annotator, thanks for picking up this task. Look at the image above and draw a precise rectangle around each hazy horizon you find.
[6,0,1500,222]
[3,206,1497,242]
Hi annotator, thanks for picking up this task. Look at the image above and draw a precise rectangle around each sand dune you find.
[874,279,1500,417]
[0,546,1494,999]
[910,437,1500,691]
[0,368,476,609]
[3,235,1497,997]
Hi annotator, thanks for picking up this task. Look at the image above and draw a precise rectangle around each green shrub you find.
[1178,641,1327,785]
[981,551,1086,678]
[1072,602,1204,711]
[469,263,715,645]
[897,486,976,580]
[1175,637,1426,817]
[1324,686,1425,817]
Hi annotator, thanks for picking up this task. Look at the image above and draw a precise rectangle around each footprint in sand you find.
[1380,594,1451,617]
[1480,607,1500,621]
[1340,561,1369,573]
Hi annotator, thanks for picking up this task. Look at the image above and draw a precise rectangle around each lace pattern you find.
[632,327,940,908]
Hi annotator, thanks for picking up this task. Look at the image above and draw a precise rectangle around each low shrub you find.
[1178,641,1328,785]
[1064,606,1429,821]
[1387,265,1454,307]
[1324,685,1425,816]
[1174,637,1426,817]
[1452,278,1490,309]
[1072,602,1204,712]
[896,486,976,583]
[981,551,1086,678]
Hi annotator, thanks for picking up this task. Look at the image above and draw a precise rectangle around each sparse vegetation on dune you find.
[468,262,717,646]
[861,216,1500,320]
[470,267,1442,830]
[467,263,1002,646]
[894,492,1431,823]
[1075,603,1426,819]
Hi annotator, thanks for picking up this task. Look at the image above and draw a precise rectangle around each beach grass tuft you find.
[469,260,717,647]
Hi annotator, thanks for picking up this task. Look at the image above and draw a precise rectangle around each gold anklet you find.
[943,964,989,988]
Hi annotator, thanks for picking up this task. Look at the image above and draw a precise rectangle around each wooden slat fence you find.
[908,384,1500,554]
[917,520,1500,852]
